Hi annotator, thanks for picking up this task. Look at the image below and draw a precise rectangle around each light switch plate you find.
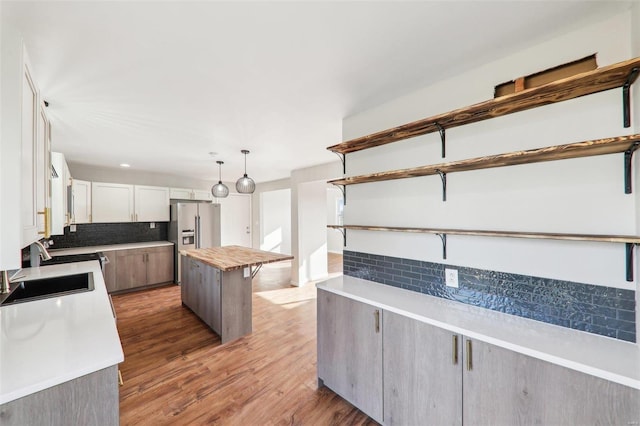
[70,224,77,232]
[445,268,459,288]
[243,267,250,278]
[150,222,156,229]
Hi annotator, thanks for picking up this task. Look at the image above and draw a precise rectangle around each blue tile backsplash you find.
[343,250,637,342]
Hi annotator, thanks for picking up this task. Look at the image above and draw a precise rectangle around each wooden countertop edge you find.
[180,250,293,272]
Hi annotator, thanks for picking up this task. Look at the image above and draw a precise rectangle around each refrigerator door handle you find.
[195,215,200,248]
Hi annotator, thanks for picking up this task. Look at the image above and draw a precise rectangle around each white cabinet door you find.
[169,188,193,200]
[36,101,51,237]
[72,179,92,224]
[134,185,169,222]
[92,182,134,223]
[21,52,39,247]
[50,152,68,235]
[192,189,212,201]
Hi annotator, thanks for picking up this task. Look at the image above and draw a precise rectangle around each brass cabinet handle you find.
[118,370,124,386]
[135,213,138,221]
[37,208,49,236]
[466,339,473,371]
[453,335,458,365]
[374,309,380,333]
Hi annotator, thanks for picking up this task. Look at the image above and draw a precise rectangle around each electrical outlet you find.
[445,268,459,288]
[70,224,76,232]
[150,222,156,229]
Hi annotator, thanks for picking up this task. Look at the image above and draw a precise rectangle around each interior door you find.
[219,194,251,247]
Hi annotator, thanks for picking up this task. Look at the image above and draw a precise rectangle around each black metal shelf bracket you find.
[624,141,640,194]
[436,123,446,158]
[623,67,639,128]
[339,228,347,247]
[334,152,346,175]
[436,233,447,259]
[333,184,346,205]
[436,169,447,201]
[625,242,639,282]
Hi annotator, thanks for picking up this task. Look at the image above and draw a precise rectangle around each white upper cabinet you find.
[169,187,212,201]
[21,50,39,247]
[50,152,69,235]
[72,179,92,224]
[169,188,193,200]
[92,182,135,223]
[36,101,52,237]
[192,189,213,201]
[134,185,170,222]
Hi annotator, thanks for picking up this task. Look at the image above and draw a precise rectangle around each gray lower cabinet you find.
[383,310,462,426]
[181,256,250,343]
[110,246,174,293]
[464,338,640,426]
[0,365,119,426]
[318,290,640,426]
[181,256,221,334]
[317,289,383,423]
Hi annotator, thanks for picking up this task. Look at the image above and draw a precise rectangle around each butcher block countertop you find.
[180,246,293,271]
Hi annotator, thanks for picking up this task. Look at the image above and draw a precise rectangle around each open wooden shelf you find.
[328,57,640,155]
[329,134,640,187]
[327,224,640,244]
[329,224,640,281]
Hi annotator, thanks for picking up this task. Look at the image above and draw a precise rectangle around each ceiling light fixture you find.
[120,163,130,168]
[235,149,255,194]
[211,160,229,198]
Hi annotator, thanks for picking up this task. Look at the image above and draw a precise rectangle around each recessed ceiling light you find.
[209,151,218,157]
[120,163,130,168]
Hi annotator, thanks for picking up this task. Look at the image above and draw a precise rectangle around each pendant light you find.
[235,149,255,194]
[211,160,229,198]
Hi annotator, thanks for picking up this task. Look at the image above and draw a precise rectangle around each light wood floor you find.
[112,253,375,425]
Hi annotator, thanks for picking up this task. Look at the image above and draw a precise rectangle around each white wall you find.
[327,187,343,253]
[343,11,636,290]
[260,188,291,254]
[0,11,24,269]
[252,177,290,249]
[295,180,328,284]
[290,161,342,285]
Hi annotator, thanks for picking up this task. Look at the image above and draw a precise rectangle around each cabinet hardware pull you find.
[374,309,380,333]
[453,335,458,365]
[135,213,138,221]
[466,339,473,371]
[118,370,124,386]
[37,209,49,236]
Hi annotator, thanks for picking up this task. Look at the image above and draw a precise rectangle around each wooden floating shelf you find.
[327,225,640,244]
[329,134,640,186]
[328,57,640,155]
[329,225,640,282]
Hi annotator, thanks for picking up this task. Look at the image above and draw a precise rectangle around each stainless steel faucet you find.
[32,240,52,261]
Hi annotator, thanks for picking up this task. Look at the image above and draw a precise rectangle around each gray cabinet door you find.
[115,249,147,291]
[202,264,221,334]
[317,289,383,422]
[383,311,462,426]
[0,365,119,426]
[463,338,640,426]
[146,246,174,285]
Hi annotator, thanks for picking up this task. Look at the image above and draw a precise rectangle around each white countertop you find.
[318,276,640,390]
[0,261,124,404]
[50,240,173,256]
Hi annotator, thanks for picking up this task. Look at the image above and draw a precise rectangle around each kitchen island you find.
[180,246,293,343]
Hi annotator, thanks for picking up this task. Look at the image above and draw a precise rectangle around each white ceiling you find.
[4,1,633,184]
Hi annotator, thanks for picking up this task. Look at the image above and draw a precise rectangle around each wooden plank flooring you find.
[112,253,376,425]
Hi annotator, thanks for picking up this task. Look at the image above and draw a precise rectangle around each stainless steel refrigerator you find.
[169,201,221,283]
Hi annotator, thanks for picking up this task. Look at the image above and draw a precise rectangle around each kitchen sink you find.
[0,273,93,306]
